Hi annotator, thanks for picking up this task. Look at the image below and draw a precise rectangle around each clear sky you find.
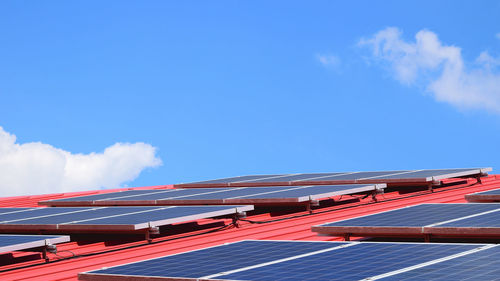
[1,1,499,196]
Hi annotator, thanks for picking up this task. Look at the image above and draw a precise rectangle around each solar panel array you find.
[79,240,500,281]
[0,234,69,254]
[175,168,491,188]
[466,188,500,202]
[39,184,385,207]
[312,203,500,239]
[0,206,252,233]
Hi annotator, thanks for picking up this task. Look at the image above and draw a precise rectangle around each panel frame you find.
[311,203,500,239]
[39,184,385,207]
[174,168,492,188]
[465,188,500,202]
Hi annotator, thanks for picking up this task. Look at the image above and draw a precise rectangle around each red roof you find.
[1,176,499,280]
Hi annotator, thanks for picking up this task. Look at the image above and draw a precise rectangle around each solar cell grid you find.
[0,234,70,253]
[312,203,500,239]
[87,240,342,279]
[53,190,161,202]
[321,204,500,227]
[79,240,487,281]
[377,245,500,281]
[0,206,253,233]
[40,184,384,207]
[175,168,491,188]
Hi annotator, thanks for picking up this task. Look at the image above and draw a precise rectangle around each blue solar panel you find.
[52,190,173,202]
[219,243,478,281]
[89,240,344,278]
[436,211,500,227]
[41,184,383,206]
[379,245,500,281]
[0,206,253,232]
[175,168,491,188]
[293,171,407,182]
[320,204,500,227]
[0,234,70,253]
[80,241,485,281]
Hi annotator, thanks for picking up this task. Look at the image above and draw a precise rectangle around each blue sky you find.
[1,1,499,196]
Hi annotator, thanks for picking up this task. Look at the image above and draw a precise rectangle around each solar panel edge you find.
[0,235,70,253]
[148,206,253,228]
[307,184,382,201]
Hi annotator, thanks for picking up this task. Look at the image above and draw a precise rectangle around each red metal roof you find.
[1,176,499,280]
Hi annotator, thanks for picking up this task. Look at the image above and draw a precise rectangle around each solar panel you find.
[374,244,500,280]
[175,168,491,188]
[0,206,252,233]
[38,184,385,207]
[312,203,500,240]
[0,234,69,254]
[466,188,500,202]
[78,240,495,281]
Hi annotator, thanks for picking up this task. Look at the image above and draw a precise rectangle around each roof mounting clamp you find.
[310,200,320,207]
[235,211,247,219]
[149,226,160,235]
[46,244,57,254]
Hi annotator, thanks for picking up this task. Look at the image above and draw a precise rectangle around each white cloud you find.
[360,27,500,113]
[316,54,341,68]
[0,126,162,197]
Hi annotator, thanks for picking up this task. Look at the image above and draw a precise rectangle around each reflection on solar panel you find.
[0,234,69,254]
[78,240,497,281]
[466,188,500,202]
[175,168,491,188]
[312,203,500,240]
[0,206,252,233]
[38,184,385,207]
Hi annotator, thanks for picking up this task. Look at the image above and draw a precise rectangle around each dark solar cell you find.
[188,175,280,184]
[4,207,162,225]
[90,240,345,278]
[175,168,490,187]
[379,168,481,180]
[109,189,215,201]
[0,206,252,231]
[0,208,86,223]
[0,208,35,215]
[0,234,69,253]
[219,243,478,281]
[436,211,500,227]
[0,235,63,248]
[69,206,244,225]
[245,173,339,183]
[380,245,500,281]
[53,190,159,202]
[84,241,481,281]
[321,204,500,227]
[42,184,381,207]
[294,171,408,182]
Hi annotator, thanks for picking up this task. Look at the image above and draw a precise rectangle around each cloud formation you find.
[0,127,162,197]
[360,27,500,113]
[316,54,341,68]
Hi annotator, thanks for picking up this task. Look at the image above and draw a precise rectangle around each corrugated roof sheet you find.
[1,176,499,280]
